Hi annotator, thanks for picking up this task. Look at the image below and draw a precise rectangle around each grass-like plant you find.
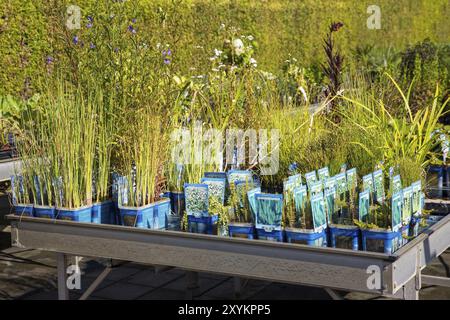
[117,108,165,207]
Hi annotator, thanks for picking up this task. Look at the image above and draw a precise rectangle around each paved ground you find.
[1,193,450,300]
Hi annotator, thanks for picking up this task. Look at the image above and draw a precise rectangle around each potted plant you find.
[184,183,217,234]
[227,179,259,239]
[117,111,169,229]
[255,192,284,242]
[284,183,328,247]
[357,188,404,254]
[92,93,115,225]
[10,173,34,216]
[328,169,360,250]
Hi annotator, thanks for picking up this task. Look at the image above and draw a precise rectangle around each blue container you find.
[92,200,115,224]
[119,199,169,229]
[57,206,92,222]
[228,222,255,239]
[361,228,403,254]
[14,204,34,217]
[34,205,56,219]
[256,228,284,242]
[328,225,359,250]
[188,215,218,235]
[285,227,328,247]
[163,191,185,231]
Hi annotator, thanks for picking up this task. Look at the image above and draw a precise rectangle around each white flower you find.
[212,68,219,72]
[299,86,308,102]
[209,56,217,61]
[232,38,245,56]
[247,35,254,41]
[156,43,161,49]
[250,57,257,67]
[214,48,223,57]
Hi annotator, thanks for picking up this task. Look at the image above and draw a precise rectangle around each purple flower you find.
[73,35,79,45]
[90,43,96,49]
[114,47,119,53]
[127,25,136,34]
[87,16,93,22]
[45,56,54,65]
[132,18,137,23]
[87,23,93,28]
[167,49,172,56]
[164,59,171,65]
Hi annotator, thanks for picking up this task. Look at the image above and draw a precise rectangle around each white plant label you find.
[66,5,81,30]
[367,5,381,30]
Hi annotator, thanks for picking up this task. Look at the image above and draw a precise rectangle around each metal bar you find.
[56,253,69,300]
[79,267,112,300]
[421,275,450,288]
[233,277,242,299]
[324,288,344,300]
[185,271,199,299]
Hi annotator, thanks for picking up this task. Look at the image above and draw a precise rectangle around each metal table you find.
[7,212,450,300]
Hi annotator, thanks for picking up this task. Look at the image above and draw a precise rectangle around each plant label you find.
[255,194,283,230]
[335,172,347,195]
[362,173,374,194]
[402,186,413,223]
[311,192,327,232]
[293,185,307,218]
[391,175,402,195]
[358,189,370,223]
[184,183,209,217]
[391,192,402,232]
[287,173,302,187]
[309,180,323,196]
[247,187,261,219]
[317,167,330,181]
[411,180,422,214]
[324,176,336,191]
[346,168,357,190]
[305,171,317,187]
[324,187,336,224]
[201,177,226,205]
[373,169,385,203]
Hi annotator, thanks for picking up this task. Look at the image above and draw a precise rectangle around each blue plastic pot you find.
[328,225,359,250]
[361,228,402,254]
[228,222,255,239]
[57,205,92,222]
[188,215,218,235]
[34,205,56,219]
[256,228,284,242]
[92,200,115,224]
[119,199,169,229]
[14,204,34,217]
[285,227,328,247]
[163,191,185,231]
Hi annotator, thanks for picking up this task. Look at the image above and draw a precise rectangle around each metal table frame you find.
[7,213,450,300]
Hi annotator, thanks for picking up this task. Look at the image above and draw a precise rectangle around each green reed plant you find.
[44,84,97,209]
[117,109,165,207]
[339,73,449,177]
